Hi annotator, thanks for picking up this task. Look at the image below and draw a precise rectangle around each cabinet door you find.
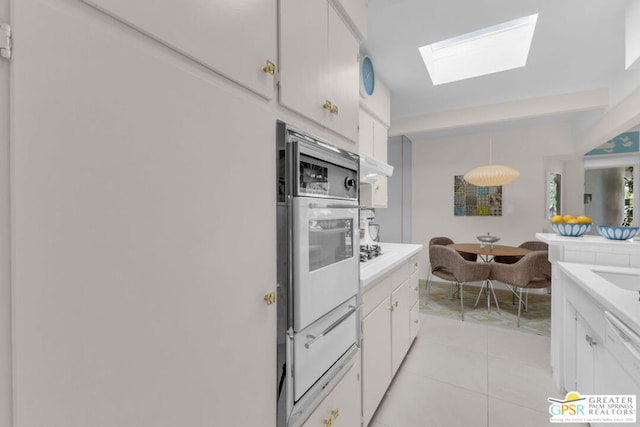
[12,1,276,425]
[373,177,388,208]
[302,359,362,427]
[331,0,367,41]
[391,279,413,375]
[373,119,388,162]
[280,0,329,128]
[81,0,277,99]
[576,315,597,395]
[326,5,360,142]
[362,299,392,426]
[358,110,374,157]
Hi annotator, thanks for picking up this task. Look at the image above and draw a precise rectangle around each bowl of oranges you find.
[550,214,592,237]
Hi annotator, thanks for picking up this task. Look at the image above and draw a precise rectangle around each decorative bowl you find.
[597,226,639,240]
[551,222,591,237]
[476,235,500,244]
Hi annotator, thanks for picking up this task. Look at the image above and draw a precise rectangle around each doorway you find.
[584,155,638,232]
[584,166,633,228]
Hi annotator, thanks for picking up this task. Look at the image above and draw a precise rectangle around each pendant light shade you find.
[463,137,520,186]
[463,164,520,187]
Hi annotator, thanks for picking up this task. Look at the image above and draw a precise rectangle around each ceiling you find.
[362,0,632,140]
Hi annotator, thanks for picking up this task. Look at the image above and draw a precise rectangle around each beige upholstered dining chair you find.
[426,237,477,303]
[428,245,491,321]
[489,250,551,327]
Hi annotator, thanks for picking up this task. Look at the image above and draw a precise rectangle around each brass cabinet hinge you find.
[264,292,276,305]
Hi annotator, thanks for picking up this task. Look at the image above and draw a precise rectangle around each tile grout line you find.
[486,324,490,427]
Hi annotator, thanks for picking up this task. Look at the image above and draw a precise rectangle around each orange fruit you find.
[551,215,564,223]
[566,218,579,224]
[576,215,592,224]
[562,214,575,222]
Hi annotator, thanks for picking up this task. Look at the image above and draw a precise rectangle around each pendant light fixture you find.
[463,138,520,187]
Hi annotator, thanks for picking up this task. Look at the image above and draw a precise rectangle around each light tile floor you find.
[369,313,589,427]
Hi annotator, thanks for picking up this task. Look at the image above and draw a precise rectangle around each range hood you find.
[359,155,394,184]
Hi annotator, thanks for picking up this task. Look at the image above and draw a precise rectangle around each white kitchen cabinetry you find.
[280,0,360,142]
[330,0,367,41]
[562,268,606,396]
[12,1,276,426]
[361,255,419,425]
[575,314,599,395]
[536,233,640,390]
[301,359,361,427]
[81,0,277,99]
[361,276,392,426]
[359,111,389,208]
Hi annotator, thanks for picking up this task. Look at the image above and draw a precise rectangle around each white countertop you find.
[557,261,640,333]
[360,242,423,289]
[537,232,640,247]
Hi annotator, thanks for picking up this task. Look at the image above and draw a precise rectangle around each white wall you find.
[412,122,575,279]
[0,0,11,425]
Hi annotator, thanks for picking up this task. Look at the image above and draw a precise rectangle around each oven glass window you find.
[300,159,329,196]
[308,219,353,271]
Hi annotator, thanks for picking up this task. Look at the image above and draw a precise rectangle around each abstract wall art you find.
[454,175,502,216]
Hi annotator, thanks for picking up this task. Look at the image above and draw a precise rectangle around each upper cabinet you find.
[330,0,368,42]
[359,110,389,208]
[80,0,278,99]
[280,0,360,142]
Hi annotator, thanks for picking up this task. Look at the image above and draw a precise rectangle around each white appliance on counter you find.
[276,122,360,427]
[360,209,383,262]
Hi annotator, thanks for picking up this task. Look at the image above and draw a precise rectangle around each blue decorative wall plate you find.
[360,56,375,97]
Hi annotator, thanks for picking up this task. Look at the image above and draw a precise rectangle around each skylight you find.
[419,14,539,86]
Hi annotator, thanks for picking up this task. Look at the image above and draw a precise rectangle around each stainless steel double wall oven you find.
[276,122,360,427]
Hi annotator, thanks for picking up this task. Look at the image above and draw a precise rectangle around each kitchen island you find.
[359,242,423,425]
[554,261,640,405]
[536,232,640,393]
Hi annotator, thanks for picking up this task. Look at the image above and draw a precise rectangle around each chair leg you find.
[473,280,487,308]
[460,282,465,321]
[509,285,527,312]
[426,270,432,303]
[450,282,459,300]
[517,288,523,327]
[488,280,501,313]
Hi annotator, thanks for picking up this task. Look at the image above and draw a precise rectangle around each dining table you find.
[447,243,532,313]
[447,243,531,262]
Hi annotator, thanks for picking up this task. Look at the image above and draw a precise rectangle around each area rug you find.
[419,280,551,336]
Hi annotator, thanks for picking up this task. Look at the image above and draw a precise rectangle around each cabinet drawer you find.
[391,256,419,290]
[301,359,361,427]
[410,302,420,343]
[409,271,419,305]
[362,276,392,317]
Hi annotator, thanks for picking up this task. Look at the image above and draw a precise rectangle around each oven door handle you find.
[308,203,362,210]
[305,306,357,349]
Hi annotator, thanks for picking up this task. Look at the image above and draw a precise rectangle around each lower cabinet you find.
[563,274,605,395]
[391,278,413,375]
[575,314,599,395]
[362,293,392,425]
[301,359,362,427]
[361,255,419,425]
